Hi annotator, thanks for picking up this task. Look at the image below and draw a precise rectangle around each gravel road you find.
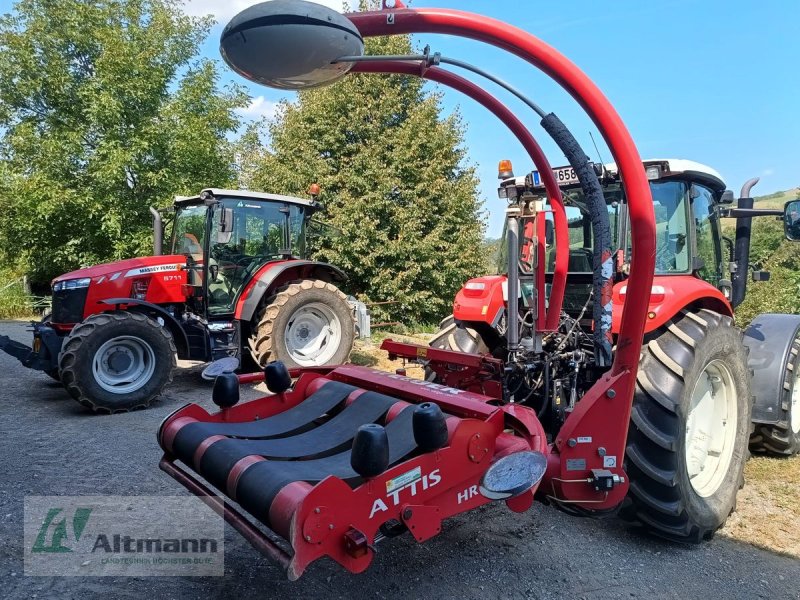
[0,320,798,599]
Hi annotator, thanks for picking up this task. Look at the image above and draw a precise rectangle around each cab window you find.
[691,184,722,286]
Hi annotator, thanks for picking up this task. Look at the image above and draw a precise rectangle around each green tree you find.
[250,33,486,324]
[0,0,248,284]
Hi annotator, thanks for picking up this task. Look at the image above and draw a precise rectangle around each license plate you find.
[531,165,580,188]
[552,165,579,185]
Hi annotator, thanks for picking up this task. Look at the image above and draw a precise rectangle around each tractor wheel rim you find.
[685,359,738,498]
[791,363,800,434]
[284,302,342,366]
[93,335,156,395]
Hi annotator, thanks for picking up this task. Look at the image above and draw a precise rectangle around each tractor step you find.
[158,366,547,579]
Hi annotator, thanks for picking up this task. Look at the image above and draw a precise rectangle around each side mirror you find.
[219,208,234,233]
[217,207,234,244]
[783,199,800,241]
[719,190,735,204]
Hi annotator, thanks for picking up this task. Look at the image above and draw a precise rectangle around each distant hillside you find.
[754,187,800,208]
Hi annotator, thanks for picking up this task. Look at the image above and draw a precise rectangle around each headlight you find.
[54,278,91,292]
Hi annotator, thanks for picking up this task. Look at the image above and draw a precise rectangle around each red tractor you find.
[432,158,800,462]
[0,188,356,412]
[155,0,800,580]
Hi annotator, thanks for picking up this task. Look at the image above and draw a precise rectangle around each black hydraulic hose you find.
[540,113,613,367]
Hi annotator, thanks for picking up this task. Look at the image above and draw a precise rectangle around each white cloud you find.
[238,95,280,121]
[762,168,776,177]
[182,0,345,24]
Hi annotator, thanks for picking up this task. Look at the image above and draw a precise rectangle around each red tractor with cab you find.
[155,0,800,580]
[1,187,356,412]
[434,158,800,459]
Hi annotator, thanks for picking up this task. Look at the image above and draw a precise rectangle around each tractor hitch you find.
[0,322,61,373]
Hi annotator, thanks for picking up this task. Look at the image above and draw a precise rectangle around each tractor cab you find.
[497,159,733,315]
[167,188,319,317]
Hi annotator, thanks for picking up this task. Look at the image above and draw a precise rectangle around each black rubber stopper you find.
[350,424,389,478]
[412,402,448,452]
[212,373,240,408]
[264,361,291,394]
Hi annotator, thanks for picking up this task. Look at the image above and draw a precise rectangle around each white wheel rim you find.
[284,302,342,366]
[685,359,738,498]
[92,336,156,394]
[791,363,800,434]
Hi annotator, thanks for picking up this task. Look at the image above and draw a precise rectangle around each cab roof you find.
[174,188,316,207]
[607,159,727,192]
[508,159,728,194]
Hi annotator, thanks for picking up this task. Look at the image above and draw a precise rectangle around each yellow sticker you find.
[481,305,488,315]
[416,347,428,358]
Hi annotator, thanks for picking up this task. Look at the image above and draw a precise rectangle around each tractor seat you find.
[547,247,594,272]
[167,380,421,528]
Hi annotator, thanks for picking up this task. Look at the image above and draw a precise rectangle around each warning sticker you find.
[566,458,586,471]
[577,436,592,444]
[603,456,617,468]
[386,466,421,494]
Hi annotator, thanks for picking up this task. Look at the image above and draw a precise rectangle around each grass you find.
[0,270,38,320]
[722,453,800,557]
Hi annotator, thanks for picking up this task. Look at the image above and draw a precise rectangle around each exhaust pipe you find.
[731,177,760,308]
[150,207,163,256]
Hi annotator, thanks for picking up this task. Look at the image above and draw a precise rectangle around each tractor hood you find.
[52,255,188,285]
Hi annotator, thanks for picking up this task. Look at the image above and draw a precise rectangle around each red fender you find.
[611,275,733,335]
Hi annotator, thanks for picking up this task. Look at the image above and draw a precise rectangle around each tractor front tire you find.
[425,315,489,381]
[249,279,354,369]
[621,309,752,542]
[749,334,800,455]
[58,312,176,413]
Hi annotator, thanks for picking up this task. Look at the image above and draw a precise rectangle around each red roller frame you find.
[348,2,656,506]
[350,61,568,331]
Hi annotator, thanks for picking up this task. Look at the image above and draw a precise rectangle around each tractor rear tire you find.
[249,279,354,369]
[425,315,490,381]
[621,309,752,542]
[749,334,800,455]
[58,312,176,413]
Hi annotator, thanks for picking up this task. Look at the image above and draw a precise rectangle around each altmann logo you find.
[25,496,225,576]
[32,507,93,553]
[91,534,217,554]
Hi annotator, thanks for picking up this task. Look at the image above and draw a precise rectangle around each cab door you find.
[690,183,723,287]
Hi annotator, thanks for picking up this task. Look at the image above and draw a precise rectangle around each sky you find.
[4,0,800,236]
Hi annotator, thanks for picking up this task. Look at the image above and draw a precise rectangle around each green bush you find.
[735,204,800,325]
[0,269,35,319]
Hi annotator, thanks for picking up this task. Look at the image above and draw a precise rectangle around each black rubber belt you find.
[172,381,357,466]
[236,406,419,527]
[198,391,401,491]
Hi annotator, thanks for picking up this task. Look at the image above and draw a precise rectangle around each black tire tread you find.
[425,315,488,381]
[58,312,176,413]
[248,279,354,368]
[749,336,800,455]
[622,308,751,542]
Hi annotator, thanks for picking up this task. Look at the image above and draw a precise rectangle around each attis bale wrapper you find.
[158,0,800,580]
